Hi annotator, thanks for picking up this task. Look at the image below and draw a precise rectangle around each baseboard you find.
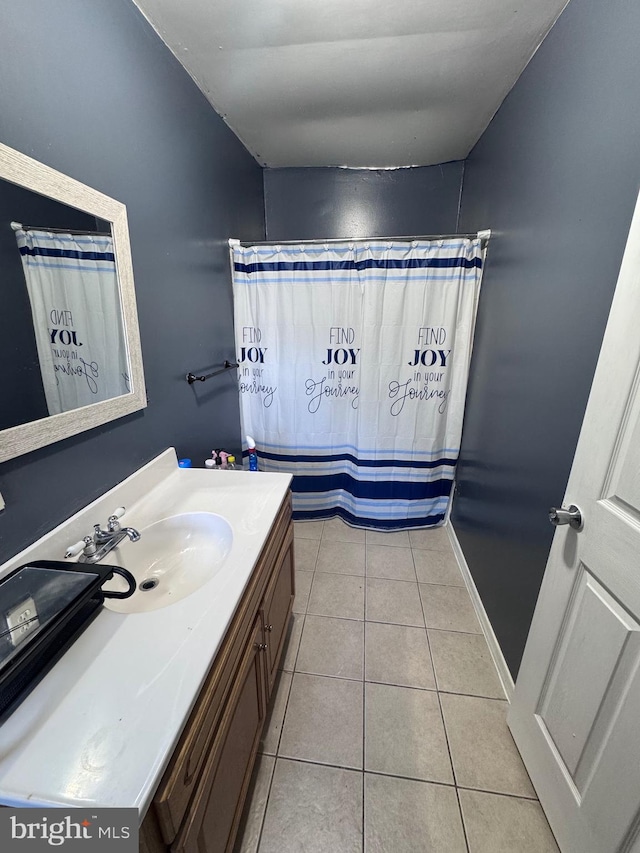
[444,522,515,701]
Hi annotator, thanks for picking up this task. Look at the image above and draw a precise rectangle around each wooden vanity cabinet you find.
[261,538,294,694]
[173,615,267,853]
[140,494,295,853]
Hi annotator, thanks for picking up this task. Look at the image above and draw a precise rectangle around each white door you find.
[508,188,640,853]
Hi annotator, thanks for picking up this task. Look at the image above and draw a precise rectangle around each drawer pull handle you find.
[254,642,268,651]
[265,624,273,632]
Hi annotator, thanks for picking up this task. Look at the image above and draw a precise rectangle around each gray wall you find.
[264,164,464,240]
[452,0,640,676]
[0,0,264,563]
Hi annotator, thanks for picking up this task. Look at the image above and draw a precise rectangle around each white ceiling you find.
[133,0,568,169]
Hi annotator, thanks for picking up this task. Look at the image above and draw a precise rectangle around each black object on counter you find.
[0,560,136,723]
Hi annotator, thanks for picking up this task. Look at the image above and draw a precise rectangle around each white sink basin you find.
[102,512,233,613]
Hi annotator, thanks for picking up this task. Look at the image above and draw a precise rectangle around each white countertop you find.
[0,449,292,818]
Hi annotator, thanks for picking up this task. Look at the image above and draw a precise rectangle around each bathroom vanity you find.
[0,450,294,853]
[141,490,294,852]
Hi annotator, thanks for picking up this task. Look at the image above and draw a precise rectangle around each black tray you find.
[0,559,135,723]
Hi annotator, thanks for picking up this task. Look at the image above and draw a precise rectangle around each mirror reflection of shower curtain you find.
[232,238,483,530]
[15,229,129,415]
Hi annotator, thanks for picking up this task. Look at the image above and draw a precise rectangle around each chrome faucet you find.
[65,506,141,564]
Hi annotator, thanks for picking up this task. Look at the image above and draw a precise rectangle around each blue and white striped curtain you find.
[16,229,129,415]
[231,238,482,530]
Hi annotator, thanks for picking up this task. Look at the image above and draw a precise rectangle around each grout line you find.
[362,583,368,683]
[288,659,507,696]
[293,570,313,615]
[455,784,472,853]
[258,755,541,804]
[417,579,473,590]
[365,572,417,583]
[365,574,420,585]
[363,677,436,692]
[251,753,277,853]
[455,784,539,803]
[276,754,364,774]
[271,671,294,758]
[305,611,365,622]
[426,625,495,637]
[364,616,425,628]
[283,612,305,675]
[300,613,364,625]
[409,546,419,584]
[362,577,367,850]
[295,613,483,633]
[365,680,438,696]
[436,688,509,702]
[310,539,320,572]
[278,656,507,700]
[312,570,367,580]
[302,571,318,616]
[276,755,455,787]
[363,768,459,790]
[434,690,463,822]
[293,670,364,684]
[304,564,478,588]
[416,573,469,849]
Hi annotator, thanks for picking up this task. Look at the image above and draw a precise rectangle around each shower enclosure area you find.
[231,235,486,530]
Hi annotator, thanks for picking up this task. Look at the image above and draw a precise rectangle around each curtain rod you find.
[229,230,491,248]
[10,221,110,237]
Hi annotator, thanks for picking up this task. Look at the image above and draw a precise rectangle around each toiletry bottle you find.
[246,435,259,471]
[219,451,230,469]
[204,450,219,469]
[227,455,236,470]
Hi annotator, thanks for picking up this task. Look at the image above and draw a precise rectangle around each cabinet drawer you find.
[172,616,267,853]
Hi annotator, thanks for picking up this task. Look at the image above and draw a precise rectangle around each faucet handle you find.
[107,506,126,533]
[64,535,95,559]
[65,539,87,559]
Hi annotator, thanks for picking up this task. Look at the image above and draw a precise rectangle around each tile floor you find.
[234,518,559,853]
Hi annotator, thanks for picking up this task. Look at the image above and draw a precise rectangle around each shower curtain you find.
[231,238,482,530]
[16,228,129,415]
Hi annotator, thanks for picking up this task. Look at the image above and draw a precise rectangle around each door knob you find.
[549,504,583,531]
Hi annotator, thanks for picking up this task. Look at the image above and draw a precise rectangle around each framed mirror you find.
[0,143,146,463]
